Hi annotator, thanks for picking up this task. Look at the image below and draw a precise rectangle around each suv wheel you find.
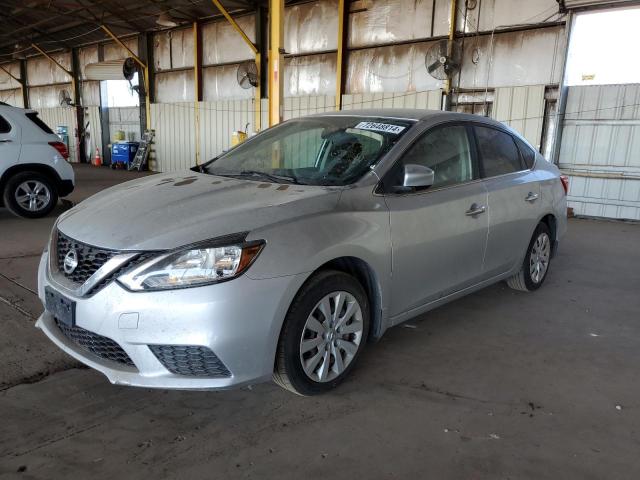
[3,171,58,218]
[506,222,552,292]
[274,270,370,395]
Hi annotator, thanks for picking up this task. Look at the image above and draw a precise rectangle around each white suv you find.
[0,104,75,218]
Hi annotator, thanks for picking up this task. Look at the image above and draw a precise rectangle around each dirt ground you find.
[1,164,639,479]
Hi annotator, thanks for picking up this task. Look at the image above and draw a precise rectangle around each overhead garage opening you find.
[565,5,640,85]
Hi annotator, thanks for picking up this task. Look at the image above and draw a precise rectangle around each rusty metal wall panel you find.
[37,107,78,162]
[85,105,103,160]
[29,84,72,109]
[346,42,443,93]
[81,81,100,107]
[0,88,23,107]
[27,53,72,86]
[0,61,22,90]
[109,107,141,142]
[103,38,138,61]
[559,84,640,220]
[154,28,194,71]
[202,15,256,66]
[348,0,435,48]
[342,89,442,110]
[155,70,195,103]
[457,25,566,90]
[286,0,338,54]
[285,53,337,96]
[492,85,546,149]
[476,0,560,31]
[78,45,99,80]
[202,65,253,101]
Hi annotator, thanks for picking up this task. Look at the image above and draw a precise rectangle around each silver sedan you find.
[36,110,567,395]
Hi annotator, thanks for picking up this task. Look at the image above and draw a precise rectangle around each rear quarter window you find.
[25,112,54,134]
[0,114,11,133]
[474,126,524,177]
[514,137,537,169]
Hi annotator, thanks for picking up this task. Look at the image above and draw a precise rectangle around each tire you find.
[3,171,58,219]
[506,222,552,292]
[274,270,370,396]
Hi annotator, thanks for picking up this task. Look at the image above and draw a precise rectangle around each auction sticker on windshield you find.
[355,122,406,134]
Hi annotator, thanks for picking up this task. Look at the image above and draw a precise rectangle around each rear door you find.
[383,123,489,317]
[0,113,21,170]
[473,125,542,277]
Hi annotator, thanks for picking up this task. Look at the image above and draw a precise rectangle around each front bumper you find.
[36,251,306,390]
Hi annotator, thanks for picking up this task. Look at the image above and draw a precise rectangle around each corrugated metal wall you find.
[492,85,546,149]
[108,107,141,142]
[559,84,640,220]
[84,106,103,160]
[150,90,443,172]
[38,107,79,163]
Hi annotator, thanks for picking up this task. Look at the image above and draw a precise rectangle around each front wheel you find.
[3,172,58,218]
[506,222,552,292]
[274,270,370,395]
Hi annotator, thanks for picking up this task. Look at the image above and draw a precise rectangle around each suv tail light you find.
[560,175,569,195]
[49,141,69,160]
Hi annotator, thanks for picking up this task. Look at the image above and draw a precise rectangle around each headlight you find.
[117,240,264,291]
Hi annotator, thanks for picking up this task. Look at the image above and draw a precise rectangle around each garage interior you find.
[1,0,640,478]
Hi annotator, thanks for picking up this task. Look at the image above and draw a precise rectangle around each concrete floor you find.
[1,164,639,479]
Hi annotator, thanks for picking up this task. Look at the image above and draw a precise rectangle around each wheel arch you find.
[539,213,558,257]
[0,164,62,206]
[311,256,385,342]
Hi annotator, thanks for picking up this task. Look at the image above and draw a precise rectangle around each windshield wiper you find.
[233,170,303,184]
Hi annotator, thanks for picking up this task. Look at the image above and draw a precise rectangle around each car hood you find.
[56,171,341,250]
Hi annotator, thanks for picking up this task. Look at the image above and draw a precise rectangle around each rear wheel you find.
[3,172,58,218]
[274,270,369,395]
[506,222,552,292]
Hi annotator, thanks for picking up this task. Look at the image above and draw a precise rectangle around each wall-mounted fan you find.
[425,39,463,81]
[59,89,73,106]
[237,60,259,89]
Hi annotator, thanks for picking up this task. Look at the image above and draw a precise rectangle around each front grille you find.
[55,319,136,368]
[56,231,117,285]
[149,345,231,378]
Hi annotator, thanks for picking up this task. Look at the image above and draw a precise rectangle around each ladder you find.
[128,129,155,171]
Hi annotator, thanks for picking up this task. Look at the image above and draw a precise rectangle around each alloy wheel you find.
[14,180,51,212]
[299,291,364,383]
[529,232,551,284]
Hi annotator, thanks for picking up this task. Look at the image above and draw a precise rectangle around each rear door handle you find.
[0,139,11,143]
[525,192,539,202]
[465,203,486,217]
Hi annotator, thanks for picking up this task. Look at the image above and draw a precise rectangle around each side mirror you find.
[402,164,434,190]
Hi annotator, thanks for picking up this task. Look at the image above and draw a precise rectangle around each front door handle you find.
[465,203,486,217]
[0,139,11,143]
[525,192,539,203]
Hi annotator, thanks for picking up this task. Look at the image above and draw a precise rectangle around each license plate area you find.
[45,287,76,327]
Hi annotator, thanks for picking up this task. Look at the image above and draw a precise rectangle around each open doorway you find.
[565,6,640,86]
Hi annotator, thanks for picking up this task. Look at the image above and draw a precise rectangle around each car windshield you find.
[202,116,414,186]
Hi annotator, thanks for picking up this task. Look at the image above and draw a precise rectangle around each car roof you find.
[0,104,36,115]
[305,108,505,126]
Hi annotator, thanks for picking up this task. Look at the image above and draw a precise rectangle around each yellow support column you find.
[268,0,284,126]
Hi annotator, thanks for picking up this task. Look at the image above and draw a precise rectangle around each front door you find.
[383,124,489,317]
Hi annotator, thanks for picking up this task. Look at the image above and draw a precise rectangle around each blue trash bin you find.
[111,142,140,167]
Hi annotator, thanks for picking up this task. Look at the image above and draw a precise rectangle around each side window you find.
[396,125,474,189]
[514,136,536,169]
[474,126,523,177]
[0,115,11,134]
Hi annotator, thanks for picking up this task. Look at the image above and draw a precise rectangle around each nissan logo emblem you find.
[63,248,78,274]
